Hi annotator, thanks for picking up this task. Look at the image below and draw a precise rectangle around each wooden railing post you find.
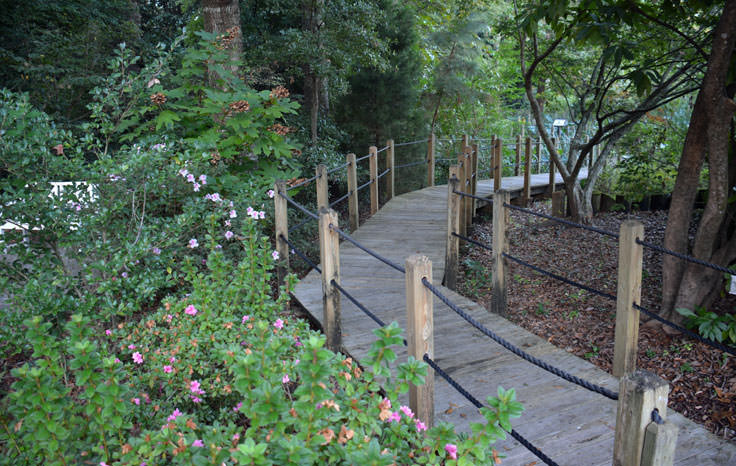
[274,180,289,290]
[492,190,510,316]
[641,417,678,466]
[406,254,434,428]
[549,137,557,195]
[536,139,541,174]
[457,147,467,237]
[386,139,395,201]
[319,207,341,352]
[613,220,644,377]
[523,136,531,205]
[489,136,496,182]
[346,153,359,231]
[471,142,479,215]
[464,147,472,230]
[494,137,502,192]
[369,146,379,215]
[514,135,521,176]
[316,164,328,210]
[427,133,436,187]
[614,370,671,466]
[444,165,461,290]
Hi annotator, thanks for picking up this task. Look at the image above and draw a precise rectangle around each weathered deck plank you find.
[291,172,736,465]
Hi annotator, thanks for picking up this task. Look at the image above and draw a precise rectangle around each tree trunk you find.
[302,0,324,143]
[661,0,736,324]
[202,0,242,84]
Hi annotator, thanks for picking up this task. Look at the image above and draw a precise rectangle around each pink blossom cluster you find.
[245,206,264,220]
[184,304,198,316]
[178,168,207,192]
[190,380,205,403]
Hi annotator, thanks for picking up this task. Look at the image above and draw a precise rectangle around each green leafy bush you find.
[676,307,736,346]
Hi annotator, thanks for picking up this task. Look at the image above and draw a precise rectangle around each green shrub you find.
[676,307,736,346]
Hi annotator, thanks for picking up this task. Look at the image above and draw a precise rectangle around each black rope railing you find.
[326,161,351,175]
[452,232,493,252]
[377,145,390,153]
[329,223,406,274]
[452,189,493,205]
[286,173,320,191]
[356,153,373,163]
[329,191,352,208]
[651,409,664,425]
[288,215,316,234]
[636,239,735,275]
[503,203,619,239]
[394,138,427,147]
[280,234,321,273]
[279,192,319,220]
[421,278,619,400]
[377,168,391,179]
[357,178,374,192]
[423,354,559,466]
[331,280,385,328]
[503,253,617,302]
[395,159,428,169]
[436,157,457,162]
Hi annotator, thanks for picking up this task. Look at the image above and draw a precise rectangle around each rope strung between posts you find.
[422,354,560,466]
[503,202,619,239]
[651,408,664,425]
[280,234,321,273]
[436,157,457,162]
[326,161,351,175]
[357,178,374,192]
[503,253,618,302]
[286,173,320,191]
[395,159,428,169]
[452,189,493,206]
[288,215,317,234]
[329,191,352,208]
[636,238,735,275]
[377,168,391,179]
[451,232,493,253]
[394,138,427,147]
[356,153,373,163]
[421,278,619,400]
[328,223,406,274]
[634,303,736,355]
[377,145,390,153]
[279,192,319,220]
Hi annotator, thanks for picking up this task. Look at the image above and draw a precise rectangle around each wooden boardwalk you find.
[292,172,736,465]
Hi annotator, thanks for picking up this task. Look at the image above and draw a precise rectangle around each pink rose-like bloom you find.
[241,315,250,324]
[233,402,243,412]
[271,250,279,260]
[184,304,198,316]
[258,211,265,219]
[445,443,458,460]
[188,238,198,248]
[186,174,195,183]
[128,344,136,349]
[415,420,427,432]
[267,189,275,198]
[105,329,112,336]
[192,439,204,447]
[225,230,234,240]
[210,193,222,202]
[191,396,201,403]
[133,398,140,405]
[169,356,176,363]
[167,408,182,422]
[229,209,237,218]
[388,411,401,423]
[232,433,240,441]
[198,174,207,185]
[273,319,284,330]
[382,398,391,409]
[246,206,254,216]
[282,374,290,384]
[190,380,205,395]
[400,405,414,419]
[225,220,231,226]
[178,168,189,177]
[132,352,144,364]
[163,365,173,373]
[166,314,173,323]
[192,182,200,192]
[114,358,121,364]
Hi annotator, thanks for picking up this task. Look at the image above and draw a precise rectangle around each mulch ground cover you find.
[458,199,736,442]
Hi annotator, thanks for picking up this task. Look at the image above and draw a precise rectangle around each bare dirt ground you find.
[458,199,736,442]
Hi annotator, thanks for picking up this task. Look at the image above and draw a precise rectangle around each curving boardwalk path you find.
[292,171,736,465]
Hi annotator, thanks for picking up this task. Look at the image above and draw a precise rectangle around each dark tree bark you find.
[661,0,736,324]
[302,0,324,143]
[202,0,242,84]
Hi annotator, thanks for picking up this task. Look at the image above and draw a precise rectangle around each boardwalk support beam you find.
[614,370,670,466]
[319,208,341,352]
[613,220,644,377]
[316,164,328,210]
[406,254,434,428]
[444,165,461,290]
[492,190,509,316]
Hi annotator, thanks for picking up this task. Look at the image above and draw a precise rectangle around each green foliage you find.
[676,307,736,346]
[461,258,492,298]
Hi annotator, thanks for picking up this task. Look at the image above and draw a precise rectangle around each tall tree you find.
[661,0,736,324]
[202,0,242,82]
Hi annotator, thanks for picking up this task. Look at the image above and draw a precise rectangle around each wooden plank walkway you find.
[292,171,736,465]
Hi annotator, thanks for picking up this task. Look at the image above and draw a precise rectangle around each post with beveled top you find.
[614,370,671,466]
[613,220,644,377]
[274,180,290,291]
[386,139,395,201]
[319,208,341,352]
[406,254,434,428]
[514,135,521,176]
[641,415,678,466]
[316,164,328,210]
[369,145,379,215]
[549,137,557,195]
[346,153,359,231]
[492,190,510,316]
[444,165,461,290]
[523,137,532,205]
[494,137,503,192]
[427,133,436,187]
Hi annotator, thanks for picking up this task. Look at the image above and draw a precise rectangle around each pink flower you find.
[170,356,176,363]
[198,174,207,185]
[258,211,265,219]
[273,319,284,330]
[388,411,401,423]
[100,462,109,466]
[229,209,237,218]
[152,247,161,255]
[225,220,231,226]
[382,398,391,410]
[163,365,173,373]
[294,358,300,365]
[128,344,136,349]
[415,420,427,432]
[184,304,198,316]
[133,398,140,405]
[271,250,279,260]
[188,238,198,248]
[225,230,234,240]
[282,374,290,384]
[105,329,112,336]
[267,189,275,198]
[232,433,240,441]
[400,405,414,419]
[233,402,243,412]
[74,203,82,212]
[210,193,222,202]
[114,358,121,364]
[444,443,457,460]
[190,380,205,395]
[186,174,195,183]
[192,439,204,447]
[166,314,173,323]
[167,408,182,422]
[132,352,144,364]
[246,206,254,216]
[192,182,200,192]
[241,315,250,324]
[191,396,202,403]
[121,272,128,278]
[179,168,189,177]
